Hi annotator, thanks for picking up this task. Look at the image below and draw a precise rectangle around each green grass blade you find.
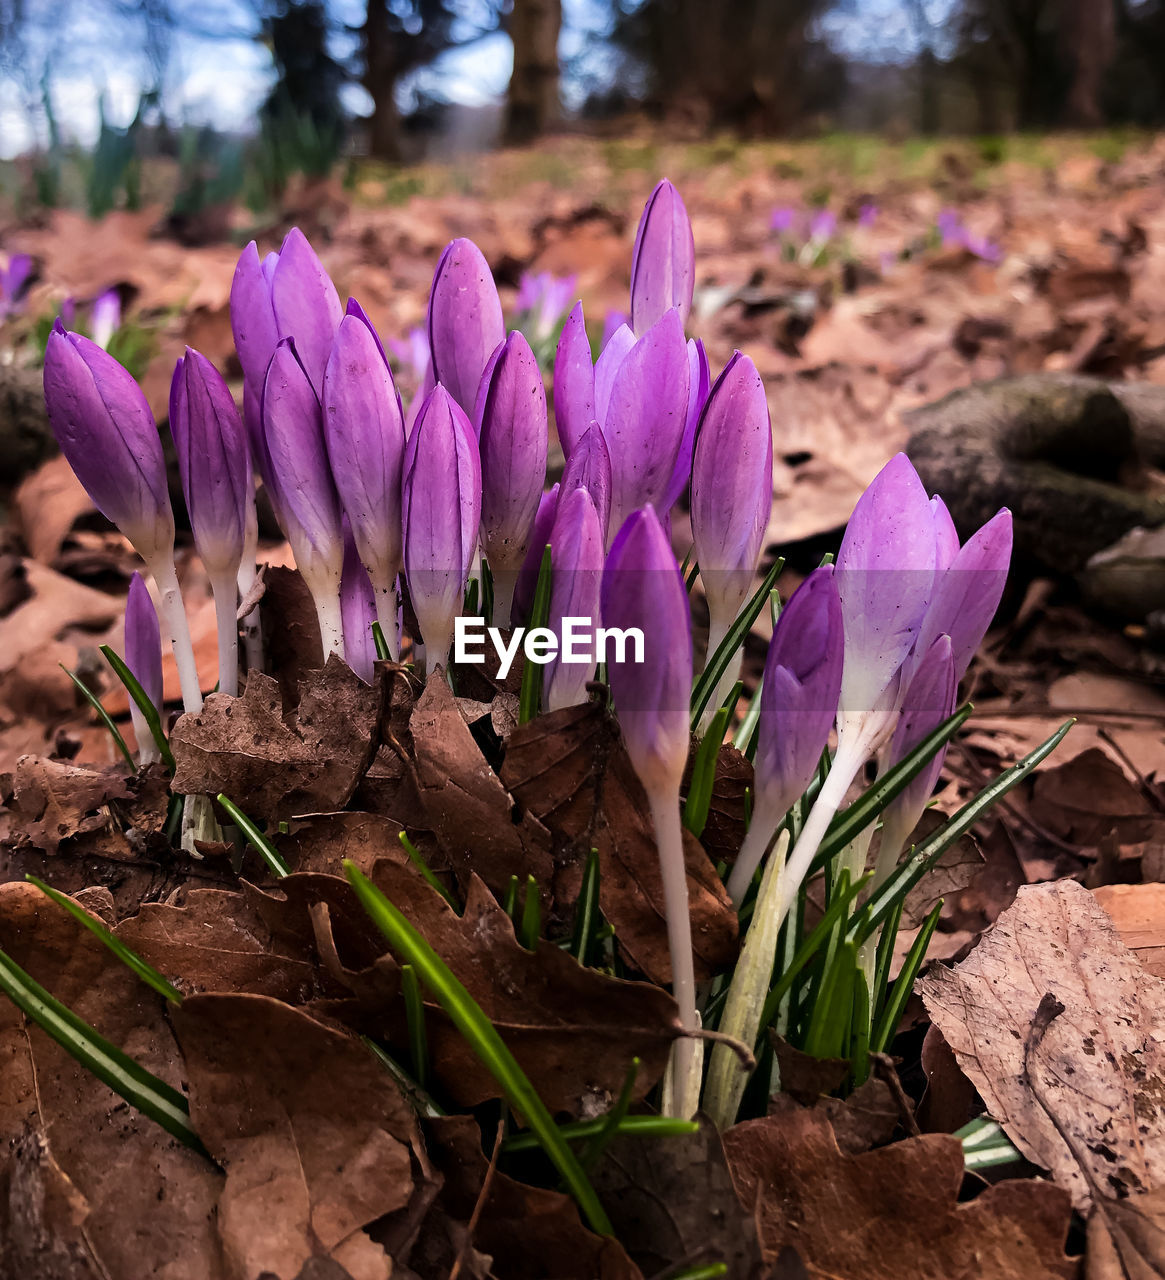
[362,1036,445,1119]
[0,945,205,1153]
[502,874,520,919]
[26,876,182,1005]
[870,895,905,1026]
[581,1056,639,1171]
[802,940,856,1061]
[683,700,733,837]
[670,1266,728,1280]
[501,1113,698,1153]
[400,963,428,1088]
[732,677,763,757]
[99,644,175,770]
[871,900,941,1054]
[690,557,783,728]
[519,545,553,725]
[810,706,973,875]
[519,875,541,950]
[371,621,390,661]
[343,860,613,1236]
[398,831,457,908]
[856,719,1074,941]
[215,794,290,878]
[60,665,136,772]
[571,848,601,966]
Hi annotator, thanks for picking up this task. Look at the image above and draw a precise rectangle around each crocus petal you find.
[262,338,343,576]
[753,566,844,825]
[341,524,378,684]
[270,228,344,395]
[402,384,482,667]
[560,422,612,544]
[476,330,548,576]
[593,322,636,426]
[544,485,604,713]
[663,337,711,513]
[43,325,174,565]
[630,179,695,336]
[512,483,559,627]
[915,508,1012,683]
[124,571,163,711]
[603,309,691,536]
[885,633,956,828]
[601,506,692,795]
[170,348,251,578]
[690,351,772,626]
[230,240,280,393]
[836,452,937,718]
[553,302,595,460]
[322,305,406,595]
[931,495,960,571]
[427,237,505,417]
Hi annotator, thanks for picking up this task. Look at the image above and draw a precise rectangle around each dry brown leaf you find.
[12,455,96,565]
[723,1107,1077,1279]
[4,755,132,855]
[1093,884,1165,981]
[919,879,1165,1212]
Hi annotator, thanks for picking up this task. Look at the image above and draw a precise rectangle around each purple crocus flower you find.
[514,270,577,344]
[857,202,878,229]
[43,323,202,712]
[931,495,960,571]
[0,253,32,318]
[808,209,837,241]
[401,384,482,673]
[544,485,604,713]
[91,288,121,350]
[341,522,378,684]
[427,238,505,417]
[512,483,559,627]
[475,330,548,627]
[602,309,691,538]
[770,206,798,235]
[601,309,629,350]
[263,337,346,660]
[124,571,163,764]
[44,323,174,567]
[630,179,695,336]
[386,326,431,387]
[726,566,843,905]
[937,208,964,247]
[560,422,612,543]
[874,634,956,889]
[169,347,251,696]
[601,503,698,1114]
[690,351,772,729]
[663,337,711,514]
[323,299,406,659]
[553,302,596,460]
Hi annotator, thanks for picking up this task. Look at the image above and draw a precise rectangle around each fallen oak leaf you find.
[5,754,132,855]
[501,702,738,984]
[919,879,1165,1213]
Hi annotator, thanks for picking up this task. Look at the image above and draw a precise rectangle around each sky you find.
[0,0,953,161]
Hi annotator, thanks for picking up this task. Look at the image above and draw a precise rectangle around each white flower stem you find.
[149,555,202,714]
[311,582,345,662]
[209,568,240,698]
[646,785,699,1119]
[698,608,744,735]
[491,565,518,632]
[130,703,160,765]
[726,804,782,907]
[237,562,264,675]
[370,569,401,661]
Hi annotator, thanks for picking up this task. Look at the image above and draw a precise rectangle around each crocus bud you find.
[593,322,636,427]
[44,323,174,567]
[91,288,121,350]
[402,384,482,672]
[663,337,711,513]
[512,483,559,628]
[341,522,378,684]
[544,486,604,713]
[603,309,691,538]
[914,508,1012,685]
[726,567,843,905]
[874,635,956,889]
[835,452,937,735]
[475,331,548,627]
[931,494,960,571]
[553,302,595,460]
[263,338,345,659]
[124,571,163,764]
[169,348,250,579]
[427,238,505,417]
[323,299,406,658]
[560,423,612,543]
[630,179,695,336]
[601,506,692,796]
[690,352,773,716]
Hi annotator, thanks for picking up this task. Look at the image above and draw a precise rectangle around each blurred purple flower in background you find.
[0,254,32,319]
[514,270,577,344]
[387,326,431,387]
[91,288,121,350]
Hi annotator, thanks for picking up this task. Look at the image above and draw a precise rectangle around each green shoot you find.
[871,900,941,1054]
[519,876,541,950]
[581,1056,639,1170]
[99,644,175,770]
[683,699,734,837]
[501,1113,698,1153]
[519,545,553,724]
[371,621,391,661]
[398,831,457,908]
[60,665,136,772]
[400,963,428,1087]
[571,848,601,966]
[215,794,290,878]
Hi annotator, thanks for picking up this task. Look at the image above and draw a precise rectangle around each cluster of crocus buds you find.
[42,175,1013,1123]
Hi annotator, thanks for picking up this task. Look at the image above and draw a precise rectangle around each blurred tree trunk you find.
[505,0,561,144]
[1062,0,1116,126]
[362,0,401,161]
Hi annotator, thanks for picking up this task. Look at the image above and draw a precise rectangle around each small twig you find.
[448,1115,506,1280]
[869,1052,922,1138]
[690,1025,756,1072]
[1097,727,1165,815]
